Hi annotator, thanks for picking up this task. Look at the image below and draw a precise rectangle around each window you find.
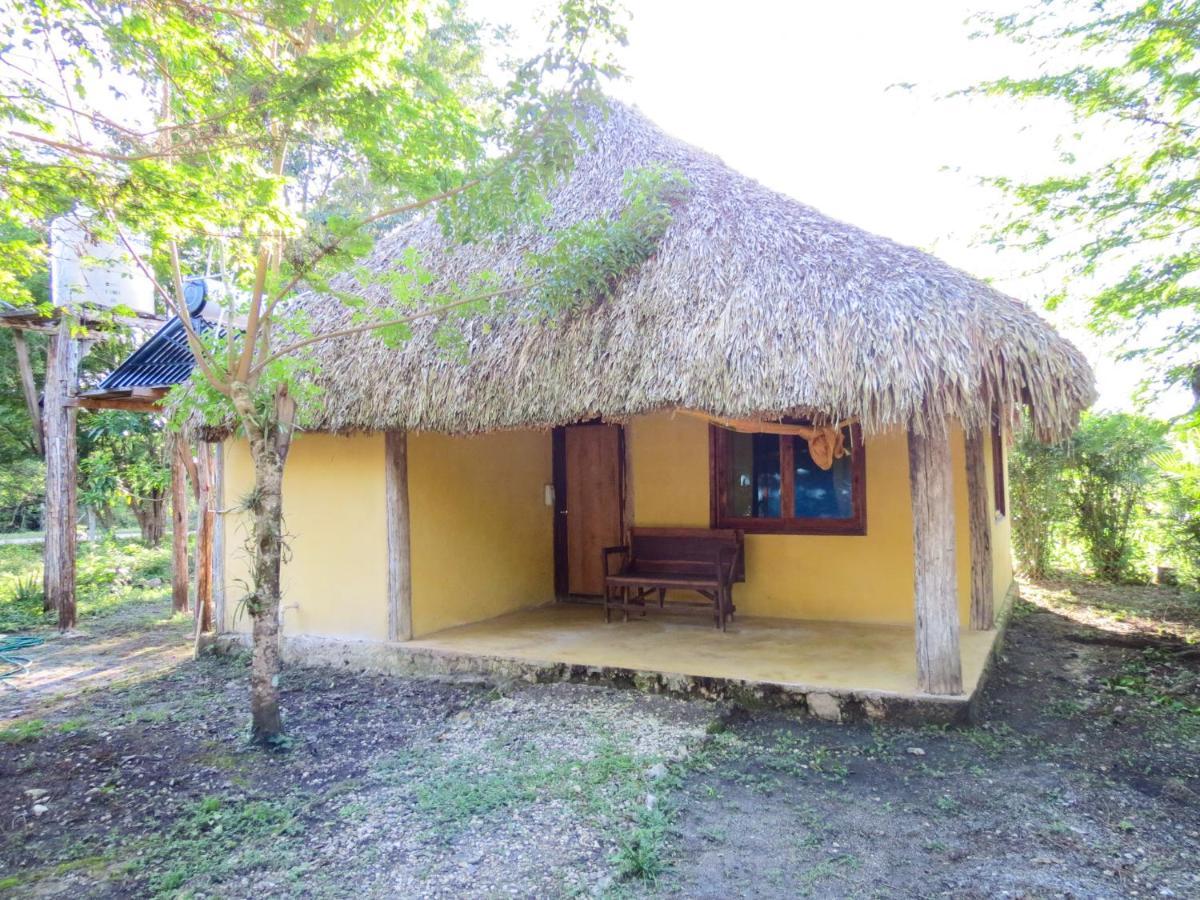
[991,418,1006,517]
[709,423,866,534]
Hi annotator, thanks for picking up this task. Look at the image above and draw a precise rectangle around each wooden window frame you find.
[990,418,1007,518]
[708,423,867,536]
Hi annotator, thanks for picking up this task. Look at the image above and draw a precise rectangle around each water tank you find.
[49,214,156,315]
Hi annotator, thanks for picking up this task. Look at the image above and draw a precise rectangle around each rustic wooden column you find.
[43,318,80,629]
[385,431,413,641]
[908,425,963,695]
[964,428,994,629]
[193,442,215,636]
[212,443,226,633]
[170,437,190,614]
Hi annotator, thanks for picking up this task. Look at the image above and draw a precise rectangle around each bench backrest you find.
[628,527,744,582]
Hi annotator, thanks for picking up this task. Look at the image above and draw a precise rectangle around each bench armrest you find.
[601,545,630,577]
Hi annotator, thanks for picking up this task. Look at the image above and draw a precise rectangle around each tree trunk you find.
[12,330,44,458]
[171,438,190,614]
[133,493,166,547]
[194,442,215,638]
[43,318,79,628]
[964,429,994,630]
[247,432,286,742]
[908,425,963,695]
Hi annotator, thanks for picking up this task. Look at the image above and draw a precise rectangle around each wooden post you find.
[908,425,963,695]
[385,431,413,642]
[965,429,994,630]
[193,442,215,637]
[43,318,80,629]
[212,443,226,633]
[12,330,44,457]
[170,437,190,614]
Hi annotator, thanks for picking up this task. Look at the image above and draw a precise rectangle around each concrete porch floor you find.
[406,602,1001,708]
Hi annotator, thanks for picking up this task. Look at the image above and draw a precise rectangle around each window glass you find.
[792,431,853,519]
[725,431,781,518]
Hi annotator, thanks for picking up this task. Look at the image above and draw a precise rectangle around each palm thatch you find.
[296,102,1095,440]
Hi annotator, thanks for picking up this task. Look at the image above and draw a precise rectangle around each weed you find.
[0,719,45,743]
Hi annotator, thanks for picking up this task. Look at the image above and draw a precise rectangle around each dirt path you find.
[0,577,1196,898]
[0,602,192,721]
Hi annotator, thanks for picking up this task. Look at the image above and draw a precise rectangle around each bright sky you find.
[480,0,1192,418]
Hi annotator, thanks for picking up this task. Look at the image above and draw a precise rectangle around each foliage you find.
[78,411,171,545]
[1066,412,1169,582]
[969,1,1200,418]
[1,0,681,735]
[1156,433,1200,585]
[0,537,171,632]
[1009,420,1070,577]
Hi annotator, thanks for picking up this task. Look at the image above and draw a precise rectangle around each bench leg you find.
[604,585,611,623]
[658,588,666,609]
[622,587,629,623]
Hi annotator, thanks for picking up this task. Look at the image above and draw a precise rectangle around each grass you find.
[0,537,172,632]
[0,719,46,743]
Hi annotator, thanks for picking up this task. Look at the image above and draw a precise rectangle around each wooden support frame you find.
[43,318,80,628]
[194,442,215,637]
[385,431,413,642]
[908,426,963,695]
[213,443,226,633]
[965,428,994,630]
[11,330,43,457]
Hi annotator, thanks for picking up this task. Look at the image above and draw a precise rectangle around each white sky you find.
[478,0,1192,418]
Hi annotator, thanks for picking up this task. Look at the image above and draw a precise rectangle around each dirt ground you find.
[1,577,1197,898]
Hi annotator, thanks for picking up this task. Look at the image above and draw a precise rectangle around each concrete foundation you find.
[215,586,1018,724]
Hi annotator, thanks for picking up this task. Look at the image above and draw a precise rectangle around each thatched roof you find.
[297,102,1095,439]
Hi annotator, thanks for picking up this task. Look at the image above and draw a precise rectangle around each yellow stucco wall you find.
[222,433,389,640]
[221,412,1014,639]
[408,430,554,637]
[628,412,1012,626]
[222,429,555,640]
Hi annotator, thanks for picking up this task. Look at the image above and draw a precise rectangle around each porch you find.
[399,602,1006,721]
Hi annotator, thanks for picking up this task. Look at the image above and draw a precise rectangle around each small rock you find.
[645,793,657,811]
[32,804,48,817]
[23,789,47,800]
[906,747,926,757]
[646,762,667,780]
[1162,779,1197,804]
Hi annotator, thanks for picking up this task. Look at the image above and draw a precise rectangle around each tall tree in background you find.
[971,0,1200,423]
[1,0,683,743]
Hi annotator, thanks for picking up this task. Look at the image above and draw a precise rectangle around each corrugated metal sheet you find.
[98,316,217,390]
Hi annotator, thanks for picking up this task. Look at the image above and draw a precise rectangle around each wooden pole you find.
[908,425,963,695]
[212,443,226,633]
[170,437,190,614]
[12,330,44,458]
[385,431,413,641]
[193,442,215,637]
[965,429,994,630]
[43,318,79,629]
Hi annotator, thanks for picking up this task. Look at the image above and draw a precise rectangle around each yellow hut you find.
[215,104,1095,720]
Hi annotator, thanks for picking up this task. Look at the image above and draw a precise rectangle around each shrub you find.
[1009,421,1070,577]
[1066,413,1168,582]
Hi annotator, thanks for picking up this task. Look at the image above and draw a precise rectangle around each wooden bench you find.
[602,528,744,631]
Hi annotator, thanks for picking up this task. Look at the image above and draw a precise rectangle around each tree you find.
[1,0,683,743]
[79,411,171,545]
[969,1,1200,422]
[1067,412,1168,581]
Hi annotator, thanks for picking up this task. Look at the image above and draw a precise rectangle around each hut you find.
[215,103,1094,719]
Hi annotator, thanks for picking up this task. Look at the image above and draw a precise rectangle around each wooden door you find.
[561,424,623,596]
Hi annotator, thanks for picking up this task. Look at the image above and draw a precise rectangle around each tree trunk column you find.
[385,431,413,642]
[194,442,215,637]
[965,429,995,629]
[908,425,963,695]
[43,318,80,629]
[170,438,190,614]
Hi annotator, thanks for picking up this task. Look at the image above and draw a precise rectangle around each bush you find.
[1066,413,1169,582]
[1009,422,1069,578]
[1156,434,1200,587]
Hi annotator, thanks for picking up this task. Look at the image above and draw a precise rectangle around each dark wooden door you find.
[560,424,623,596]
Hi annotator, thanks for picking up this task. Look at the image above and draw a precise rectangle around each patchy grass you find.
[1021,574,1200,643]
[0,537,173,632]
